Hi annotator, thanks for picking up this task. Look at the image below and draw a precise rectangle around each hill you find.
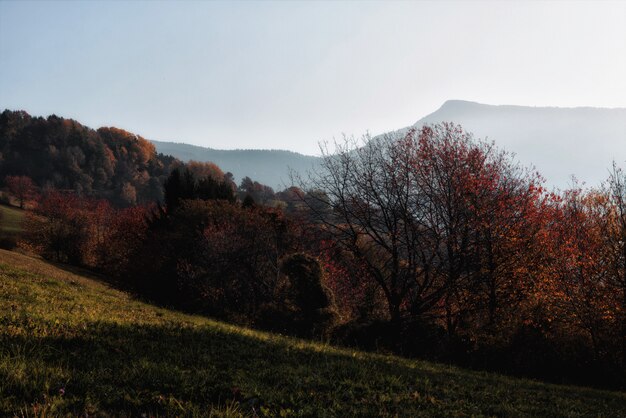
[153,101,626,191]
[410,100,626,189]
[6,103,624,193]
[0,250,624,417]
[0,110,179,206]
[150,140,320,191]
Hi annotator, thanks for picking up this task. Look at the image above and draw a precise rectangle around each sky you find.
[1,0,625,156]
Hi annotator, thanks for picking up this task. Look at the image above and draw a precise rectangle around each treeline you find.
[0,110,227,206]
[0,109,321,211]
[11,118,626,389]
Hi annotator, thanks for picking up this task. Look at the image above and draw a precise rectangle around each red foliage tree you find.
[5,175,37,208]
[539,187,617,358]
[598,164,626,366]
[23,191,149,270]
[305,123,545,335]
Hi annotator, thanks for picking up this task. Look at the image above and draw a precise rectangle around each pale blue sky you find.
[1,0,625,155]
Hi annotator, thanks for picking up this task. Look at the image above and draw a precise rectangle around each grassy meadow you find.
[0,203,25,234]
[0,203,25,251]
[0,249,625,417]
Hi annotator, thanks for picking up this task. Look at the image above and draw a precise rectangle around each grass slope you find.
[0,204,25,234]
[0,250,624,417]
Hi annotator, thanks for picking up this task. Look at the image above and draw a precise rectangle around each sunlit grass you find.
[0,204,25,234]
[0,249,624,417]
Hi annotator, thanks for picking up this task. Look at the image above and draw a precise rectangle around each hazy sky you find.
[1,1,625,155]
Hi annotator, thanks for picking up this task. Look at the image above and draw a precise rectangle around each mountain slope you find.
[151,140,321,190]
[411,100,626,189]
[152,101,626,190]
[1,249,625,417]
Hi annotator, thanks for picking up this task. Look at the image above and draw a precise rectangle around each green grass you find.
[0,204,25,234]
[0,250,624,417]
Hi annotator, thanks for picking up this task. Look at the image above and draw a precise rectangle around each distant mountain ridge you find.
[410,100,626,188]
[150,140,321,190]
[153,100,626,190]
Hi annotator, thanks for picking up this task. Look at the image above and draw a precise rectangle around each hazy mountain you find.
[150,140,320,190]
[409,100,626,189]
[152,101,626,190]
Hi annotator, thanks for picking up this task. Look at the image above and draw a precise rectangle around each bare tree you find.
[300,129,438,326]
[300,123,542,338]
[601,163,626,366]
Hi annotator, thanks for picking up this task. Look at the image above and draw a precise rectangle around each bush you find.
[256,254,339,339]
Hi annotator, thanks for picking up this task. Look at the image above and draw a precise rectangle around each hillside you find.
[1,250,624,417]
[0,204,24,235]
[151,140,321,190]
[0,110,178,206]
[411,100,626,189]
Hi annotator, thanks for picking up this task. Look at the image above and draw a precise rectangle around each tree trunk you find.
[488,280,497,328]
[622,284,626,368]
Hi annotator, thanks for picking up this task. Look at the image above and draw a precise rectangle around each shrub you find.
[277,253,338,338]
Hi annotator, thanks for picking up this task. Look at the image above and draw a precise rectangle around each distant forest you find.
[0,110,182,206]
[151,139,321,190]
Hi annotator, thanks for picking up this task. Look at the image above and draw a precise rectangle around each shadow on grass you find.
[2,319,626,417]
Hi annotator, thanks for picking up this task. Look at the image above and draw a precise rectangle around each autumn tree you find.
[459,152,547,336]
[129,199,301,321]
[544,187,615,359]
[94,204,150,277]
[186,160,224,181]
[599,164,626,367]
[163,167,235,212]
[23,192,101,264]
[303,124,543,338]
[5,175,37,208]
[303,130,430,327]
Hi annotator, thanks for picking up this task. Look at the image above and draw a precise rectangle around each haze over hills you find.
[152,101,626,190]
[410,100,626,189]
[150,140,321,190]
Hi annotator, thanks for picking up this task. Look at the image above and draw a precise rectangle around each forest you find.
[2,111,626,390]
